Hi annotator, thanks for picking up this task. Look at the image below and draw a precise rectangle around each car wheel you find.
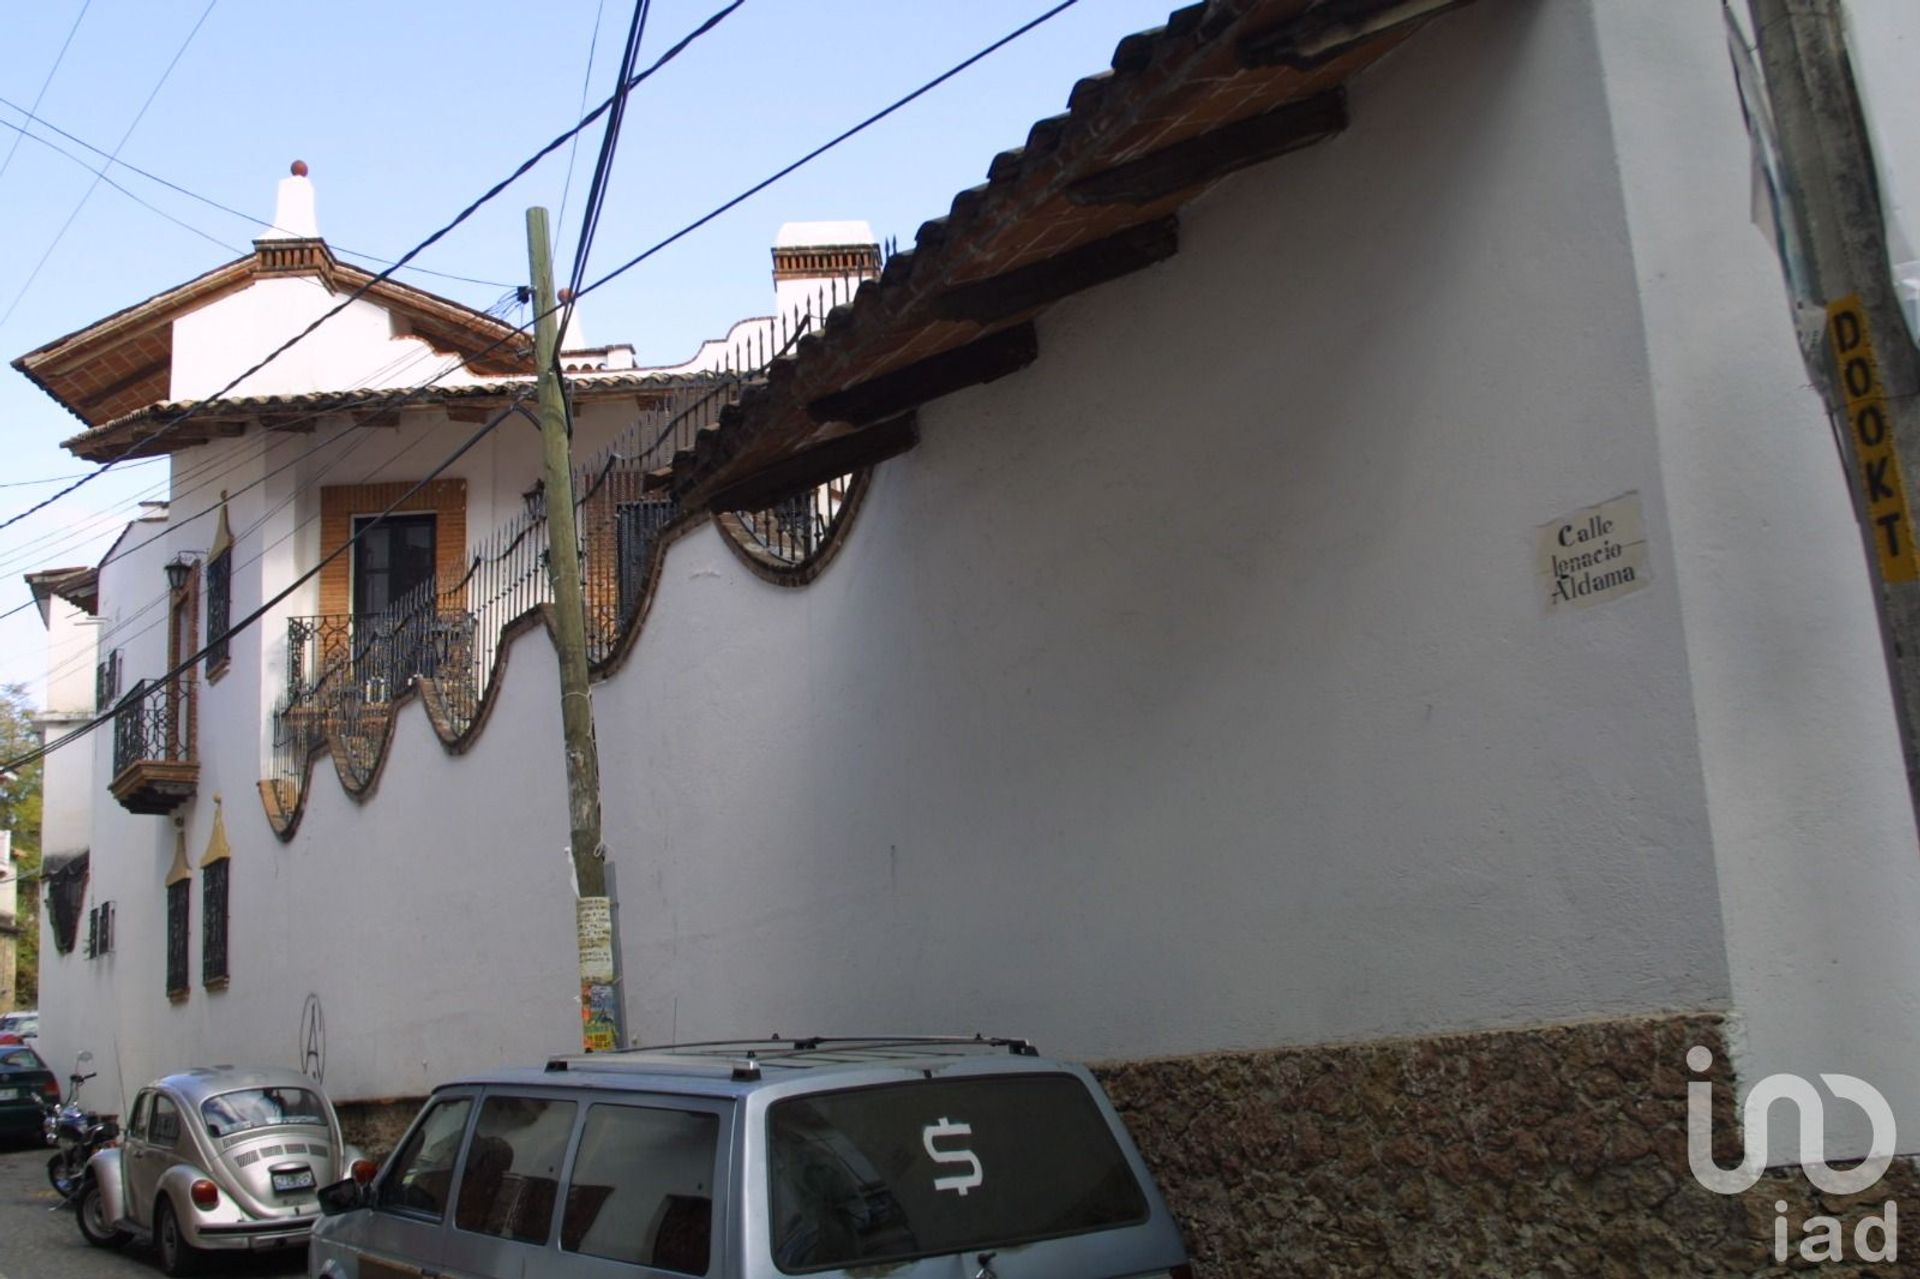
[76,1179,130,1249]
[154,1198,202,1276]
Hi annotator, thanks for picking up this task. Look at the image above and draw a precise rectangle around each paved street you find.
[0,1140,303,1279]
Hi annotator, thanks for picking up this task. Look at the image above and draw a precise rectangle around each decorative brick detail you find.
[1094,1013,1920,1277]
[317,480,467,617]
[772,243,881,283]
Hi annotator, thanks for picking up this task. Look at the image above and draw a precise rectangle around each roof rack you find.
[544,1033,1038,1082]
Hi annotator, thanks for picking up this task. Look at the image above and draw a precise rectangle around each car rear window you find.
[0,1047,43,1071]
[766,1073,1149,1273]
[200,1087,329,1137]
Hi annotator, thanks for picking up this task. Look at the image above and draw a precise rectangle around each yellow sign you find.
[1828,297,1919,582]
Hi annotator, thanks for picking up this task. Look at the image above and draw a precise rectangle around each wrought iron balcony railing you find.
[112,678,194,775]
[285,576,476,710]
[109,678,198,814]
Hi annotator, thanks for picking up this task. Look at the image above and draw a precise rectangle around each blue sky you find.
[0,0,1181,697]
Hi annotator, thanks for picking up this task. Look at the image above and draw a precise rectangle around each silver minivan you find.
[310,1036,1191,1279]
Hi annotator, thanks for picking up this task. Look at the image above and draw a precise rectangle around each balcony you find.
[268,594,477,804]
[110,678,197,814]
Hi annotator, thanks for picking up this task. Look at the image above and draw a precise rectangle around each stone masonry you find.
[1096,1013,1920,1277]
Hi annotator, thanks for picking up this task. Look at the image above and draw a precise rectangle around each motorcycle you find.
[43,1050,122,1238]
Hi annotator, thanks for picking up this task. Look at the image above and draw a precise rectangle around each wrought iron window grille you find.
[46,857,87,954]
[94,649,122,713]
[85,901,114,959]
[165,880,190,1000]
[202,861,229,988]
[204,548,232,675]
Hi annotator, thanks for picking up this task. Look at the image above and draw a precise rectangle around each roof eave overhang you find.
[668,0,1468,511]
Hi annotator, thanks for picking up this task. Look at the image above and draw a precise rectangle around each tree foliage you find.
[2,684,42,1007]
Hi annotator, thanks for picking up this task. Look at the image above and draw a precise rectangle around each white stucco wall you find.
[38,0,1746,1105]
[169,275,489,403]
[40,3,1920,1175]
[1595,0,1920,1163]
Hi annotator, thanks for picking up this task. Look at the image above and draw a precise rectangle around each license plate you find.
[271,1169,315,1193]
[0,1088,17,1101]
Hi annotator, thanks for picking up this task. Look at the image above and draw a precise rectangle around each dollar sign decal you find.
[922,1117,984,1196]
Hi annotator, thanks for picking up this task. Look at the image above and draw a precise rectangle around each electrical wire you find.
[576,0,1082,302]
[0,0,93,189]
[0,0,746,535]
[554,0,612,257]
[0,393,529,774]
[0,0,218,328]
[0,93,515,289]
[559,0,653,349]
[0,291,520,573]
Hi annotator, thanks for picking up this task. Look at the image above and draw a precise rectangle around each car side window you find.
[149,1095,184,1148]
[561,1104,719,1275]
[453,1095,578,1245]
[128,1092,150,1141]
[376,1097,474,1221]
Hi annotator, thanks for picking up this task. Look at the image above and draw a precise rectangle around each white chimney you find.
[257,160,319,241]
[772,221,879,331]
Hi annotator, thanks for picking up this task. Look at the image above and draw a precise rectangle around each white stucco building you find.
[21,0,1920,1270]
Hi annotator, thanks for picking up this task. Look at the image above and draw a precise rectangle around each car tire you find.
[76,1178,130,1249]
[154,1197,202,1276]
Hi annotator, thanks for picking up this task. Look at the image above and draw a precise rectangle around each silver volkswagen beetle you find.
[81,1065,367,1275]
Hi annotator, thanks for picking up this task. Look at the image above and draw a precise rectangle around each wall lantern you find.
[522,481,546,520]
[164,554,198,594]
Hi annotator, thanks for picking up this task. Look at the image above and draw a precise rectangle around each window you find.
[377,1096,473,1220]
[204,548,231,675]
[95,649,121,711]
[201,1087,327,1138]
[562,1104,718,1274]
[85,901,114,959]
[165,879,189,1000]
[454,1095,578,1244]
[202,861,229,988]
[766,1074,1149,1273]
[128,1092,152,1142]
[150,1095,184,1147]
[353,514,437,617]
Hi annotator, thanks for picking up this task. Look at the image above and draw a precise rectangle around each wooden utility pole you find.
[1752,0,1920,824]
[526,207,625,1051]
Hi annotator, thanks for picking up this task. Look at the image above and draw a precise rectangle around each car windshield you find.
[200,1087,329,1138]
[766,1073,1149,1273]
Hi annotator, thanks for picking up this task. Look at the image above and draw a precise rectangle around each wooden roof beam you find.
[707,414,919,515]
[1066,90,1348,207]
[930,217,1179,326]
[807,322,1039,427]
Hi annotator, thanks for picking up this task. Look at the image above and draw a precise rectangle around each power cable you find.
[576,0,1082,302]
[554,0,612,256]
[0,94,514,289]
[0,393,529,773]
[0,0,218,328]
[0,0,746,535]
[0,292,518,573]
[560,0,653,347]
[0,463,159,489]
[0,0,93,188]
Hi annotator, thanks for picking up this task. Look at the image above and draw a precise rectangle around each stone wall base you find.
[336,1097,425,1161]
[1094,1012,1920,1277]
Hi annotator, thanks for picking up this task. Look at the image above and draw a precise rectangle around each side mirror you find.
[316,1178,369,1217]
[76,1051,93,1065]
